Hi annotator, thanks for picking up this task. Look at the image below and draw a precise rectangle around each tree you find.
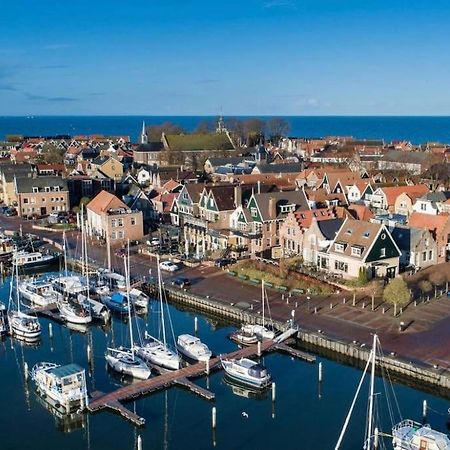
[358,267,369,286]
[146,122,185,141]
[428,271,446,298]
[383,277,411,316]
[265,118,290,143]
[44,147,65,164]
[418,280,432,300]
[79,197,91,210]
[194,120,213,135]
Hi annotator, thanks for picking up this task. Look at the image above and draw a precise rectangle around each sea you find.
[0,274,449,450]
[2,116,450,144]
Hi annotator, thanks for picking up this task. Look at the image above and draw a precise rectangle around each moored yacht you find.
[101,291,130,315]
[31,362,89,412]
[229,324,259,346]
[129,288,149,311]
[392,419,450,450]
[57,297,92,325]
[135,333,181,370]
[221,357,271,388]
[13,250,60,270]
[177,334,212,362]
[18,278,61,307]
[51,275,89,300]
[105,347,151,380]
[8,310,41,340]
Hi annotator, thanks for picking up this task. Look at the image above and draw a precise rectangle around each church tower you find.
[216,115,226,134]
[140,120,148,144]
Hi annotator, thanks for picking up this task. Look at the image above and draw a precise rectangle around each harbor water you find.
[0,276,449,450]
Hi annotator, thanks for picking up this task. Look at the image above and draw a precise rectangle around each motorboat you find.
[57,297,92,325]
[0,237,14,261]
[51,275,89,300]
[392,419,450,450]
[18,278,61,307]
[105,347,151,380]
[13,250,60,270]
[0,302,7,336]
[78,294,110,323]
[135,333,181,370]
[221,357,271,388]
[97,269,126,291]
[247,324,275,340]
[101,292,130,315]
[129,288,149,311]
[31,362,88,412]
[223,375,268,400]
[8,310,41,340]
[229,324,259,346]
[176,334,212,362]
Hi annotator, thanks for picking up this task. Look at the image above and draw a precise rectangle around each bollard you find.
[362,302,365,309]
[314,307,317,314]
[343,297,346,304]
[272,382,276,402]
[330,303,333,309]
[414,300,417,307]
[194,316,198,334]
[318,362,323,382]
[382,307,385,314]
[87,344,92,361]
[212,406,217,428]
[352,293,356,306]
[423,400,427,422]
[374,427,379,449]
[137,435,142,450]
[206,358,210,375]
[257,341,261,357]
[24,362,28,381]
[48,323,53,339]
[295,301,298,308]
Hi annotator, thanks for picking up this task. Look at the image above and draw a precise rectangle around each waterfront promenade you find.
[2,214,450,375]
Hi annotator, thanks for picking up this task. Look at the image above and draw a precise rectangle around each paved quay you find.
[2,215,450,374]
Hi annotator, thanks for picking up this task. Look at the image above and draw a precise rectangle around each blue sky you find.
[1,0,450,115]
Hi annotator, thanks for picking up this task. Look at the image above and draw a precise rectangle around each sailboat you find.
[134,255,181,371]
[105,244,150,380]
[230,280,275,345]
[56,231,92,325]
[335,334,450,450]
[8,250,41,340]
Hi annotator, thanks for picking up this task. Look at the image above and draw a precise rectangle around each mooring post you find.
[352,293,356,306]
[272,382,276,402]
[423,400,427,422]
[48,323,53,339]
[24,361,28,381]
[206,358,210,375]
[194,316,198,334]
[212,406,217,428]
[318,362,323,382]
[374,427,379,449]
[314,306,317,314]
[257,341,261,357]
[371,294,375,311]
[87,344,92,362]
[137,435,142,450]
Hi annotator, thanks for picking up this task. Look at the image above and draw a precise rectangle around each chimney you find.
[234,184,242,207]
[268,196,277,220]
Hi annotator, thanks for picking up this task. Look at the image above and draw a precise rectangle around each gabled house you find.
[345,181,373,203]
[320,218,401,279]
[369,185,429,213]
[390,226,437,270]
[87,190,143,246]
[89,156,123,181]
[408,212,450,263]
[412,191,450,215]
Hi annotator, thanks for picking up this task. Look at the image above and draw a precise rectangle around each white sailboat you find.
[134,255,181,371]
[105,244,150,380]
[56,231,92,325]
[230,280,274,345]
[8,251,41,340]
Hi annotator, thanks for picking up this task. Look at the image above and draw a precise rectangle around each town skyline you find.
[2,0,450,116]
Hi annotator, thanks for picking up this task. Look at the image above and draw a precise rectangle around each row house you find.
[15,176,69,218]
[86,190,143,246]
[368,185,429,214]
[408,212,450,263]
[229,190,310,258]
[0,163,33,206]
[412,191,450,215]
[390,226,437,270]
[279,208,336,257]
[318,218,401,280]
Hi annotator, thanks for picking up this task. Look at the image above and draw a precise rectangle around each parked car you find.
[172,277,191,288]
[215,257,236,268]
[5,208,17,217]
[114,247,126,258]
[159,261,179,272]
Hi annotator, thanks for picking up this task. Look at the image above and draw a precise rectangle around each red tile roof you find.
[293,208,335,229]
[409,212,450,235]
[87,190,127,215]
[380,185,429,206]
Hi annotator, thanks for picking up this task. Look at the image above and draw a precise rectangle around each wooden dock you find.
[87,339,275,425]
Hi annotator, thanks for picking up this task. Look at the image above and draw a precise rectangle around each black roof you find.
[134,143,164,152]
[15,176,68,193]
[317,218,344,240]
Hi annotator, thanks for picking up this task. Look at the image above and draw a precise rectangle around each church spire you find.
[140,120,148,144]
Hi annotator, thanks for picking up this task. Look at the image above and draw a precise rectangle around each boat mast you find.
[63,230,68,276]
[15,248,20,313]
[366,334,377,449]
[125,240,135,358]
[106,215,111,272]
[157,255,167,347]
[83,212,91,302]
[261,279,265,327]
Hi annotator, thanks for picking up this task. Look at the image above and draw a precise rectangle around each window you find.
[45,187,50,192]
[118,218,124,227]
[42,198,46,203]
[420,203,426,211]
[111,231,117,240]
[422,251,427,262]
[335,243,345,253]
[118,231,124,239]
[363,232,370,238]
[345,229,353,235]
[429,250,433,260]
[32,187,38,193]
[380,247,386,257]
[250,207,258,217]
[131,217,136,226]
[111,219,117,227]
[351,246,362,256]
[334,260,348,272]
[23,198,28,204]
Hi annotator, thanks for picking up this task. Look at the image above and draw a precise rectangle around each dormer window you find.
[54,186,60,192]
[345,229,352,235]
[335,243,345,253]
[351,246,363,256]
[380,247,386,257]
[32,187,38,193]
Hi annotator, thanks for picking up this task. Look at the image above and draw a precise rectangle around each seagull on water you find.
[242,412,249,418]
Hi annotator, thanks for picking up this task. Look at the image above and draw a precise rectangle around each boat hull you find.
[105,351,151,380]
